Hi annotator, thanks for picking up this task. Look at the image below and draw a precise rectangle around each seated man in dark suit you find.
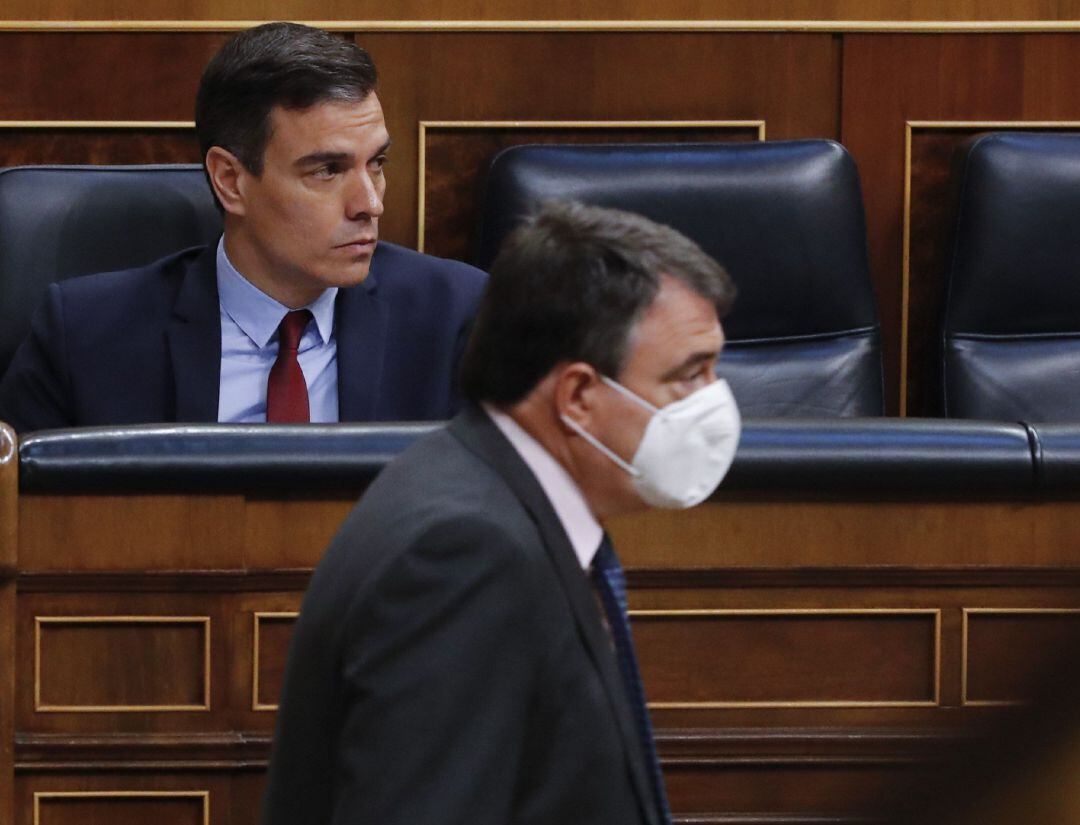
[261,202,741,825]
[0,22,487,434]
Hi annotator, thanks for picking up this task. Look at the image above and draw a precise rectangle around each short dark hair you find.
[195,22,378,197]
[460,201,736,405]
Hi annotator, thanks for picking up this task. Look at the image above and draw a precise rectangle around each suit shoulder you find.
[53,246,205,310]
[371,242,487,292]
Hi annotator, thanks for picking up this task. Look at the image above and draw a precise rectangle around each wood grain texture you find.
[14,776,227,825]
[36,619,208,710]
[609,498,1080,568]
[0,131,201,168]
[964,611,1080,703]
[7,0,1080,22]
[19,495,246,573]
[422,123,760,261]
[0,34,226,120]
[34,792,206,825]
[0,424,14,825]
[367,30,839,248]
[636,612,938,706]
[841,34,1080,414]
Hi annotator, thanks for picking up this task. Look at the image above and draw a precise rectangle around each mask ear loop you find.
[559,414,642,478]
[599,374,659,413]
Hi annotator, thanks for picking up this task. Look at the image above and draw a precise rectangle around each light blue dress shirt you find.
[216,238,340,423]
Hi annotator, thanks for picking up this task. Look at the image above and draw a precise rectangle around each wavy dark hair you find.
[460,201,736,405]
[195,22,378,204]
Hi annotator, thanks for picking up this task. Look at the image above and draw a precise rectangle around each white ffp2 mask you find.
[561,376,741,508]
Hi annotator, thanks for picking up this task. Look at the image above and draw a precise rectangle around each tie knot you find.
[277,310,312,352]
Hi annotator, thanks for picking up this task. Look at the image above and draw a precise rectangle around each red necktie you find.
[266,309,312,423]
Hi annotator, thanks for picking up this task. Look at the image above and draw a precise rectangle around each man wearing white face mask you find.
[263,201,737,825]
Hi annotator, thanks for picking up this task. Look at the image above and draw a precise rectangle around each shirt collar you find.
[216,236,337,349]
[484,404,603,570]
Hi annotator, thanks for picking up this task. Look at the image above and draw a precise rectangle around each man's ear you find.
[553,362,603,431]
[204,146,248,216]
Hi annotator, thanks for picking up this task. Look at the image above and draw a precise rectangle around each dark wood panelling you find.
[0,34,226,120]
[366,31,839,248]
[36,619,207,710]
[965,610,1080,703]
[841,34,1080,414]
[10,497,1080,824]
[665,761,919,815]
[35,793,206,825]
[251,614,294,711]
[422,123,759,261]
[0,425,14,825]
[0,130,200,167]
[904,124,1080,415]
[17,593,225,735]
[0,30,837,262]
[636,612,937,705]
[14,774,236,825]
[20,495,247,572]
[6,1,1080,22]
[904,126,976,416]
[609,499,1080,569]
[242,499,354,571]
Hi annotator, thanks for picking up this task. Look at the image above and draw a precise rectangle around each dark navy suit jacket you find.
[261,405,659,825]
[0,241,487,433]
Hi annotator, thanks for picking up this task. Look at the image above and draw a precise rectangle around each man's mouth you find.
[336,238,377,253]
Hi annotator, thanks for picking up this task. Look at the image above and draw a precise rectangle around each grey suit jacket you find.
[261,404,660,825]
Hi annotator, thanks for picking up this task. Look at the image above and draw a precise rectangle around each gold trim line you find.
[252,611,299,712]
[635,607,940,710]
[8,20,1080,33]
[34,615,211,713]
[960,607,1080,706]
[34,791,210,825]
[0,120,194,129]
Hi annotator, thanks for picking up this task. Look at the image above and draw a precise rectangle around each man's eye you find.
[312,164,340,179]
[370,154,389,171]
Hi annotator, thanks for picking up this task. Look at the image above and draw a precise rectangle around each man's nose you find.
[346,171,384,220]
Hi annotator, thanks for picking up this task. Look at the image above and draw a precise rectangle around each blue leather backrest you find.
[19,420,1034,495]
[474,141,883,417]
[944,132,1080,421]
[0,165,222,377]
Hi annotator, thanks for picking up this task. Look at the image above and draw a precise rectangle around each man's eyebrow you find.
[660,350,718,381]
[293,140,392,169]
[294,151,353,169]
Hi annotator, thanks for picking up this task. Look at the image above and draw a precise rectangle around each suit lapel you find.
[168,247,221,422]
[448,406,660,825]
[335,269,387,421]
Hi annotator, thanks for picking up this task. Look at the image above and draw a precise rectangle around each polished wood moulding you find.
[7,0,1080,24]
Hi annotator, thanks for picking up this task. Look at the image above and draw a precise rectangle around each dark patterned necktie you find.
[590,533,672,825]
[266,309,312,423]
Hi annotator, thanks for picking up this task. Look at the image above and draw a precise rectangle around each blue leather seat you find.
[474,141,883,417]
[0,165,221,378]
[943,132,1080,421]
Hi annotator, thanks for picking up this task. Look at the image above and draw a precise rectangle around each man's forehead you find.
[641,275,721,333]
[267,95,389,151]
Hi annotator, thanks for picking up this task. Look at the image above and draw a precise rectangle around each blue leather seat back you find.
[474,141,883,417]
[0,165,222,377]
[944,132,1080,421]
